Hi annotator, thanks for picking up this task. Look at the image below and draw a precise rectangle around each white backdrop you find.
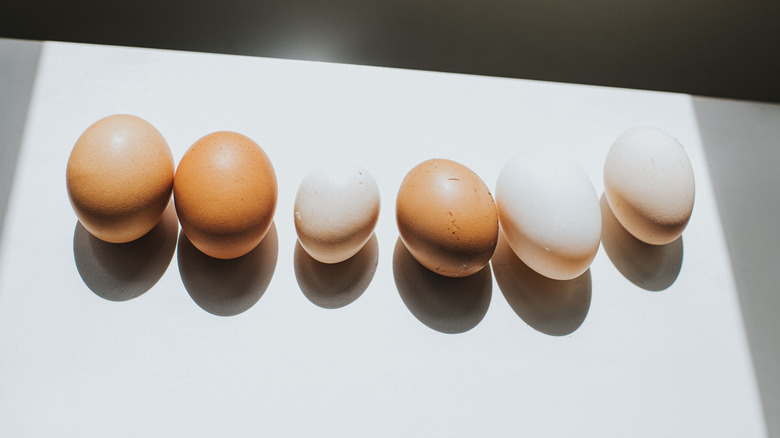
[0,40,767,437]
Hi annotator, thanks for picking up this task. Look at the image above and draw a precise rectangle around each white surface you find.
[0,40,768,437]
[691,96,780,437]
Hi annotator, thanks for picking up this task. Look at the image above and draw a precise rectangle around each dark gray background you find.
[2,0,779,102]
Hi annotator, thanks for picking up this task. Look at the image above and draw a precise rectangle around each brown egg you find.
[66,114,174,243]
[396,159,499,277]
[174,131,277,259]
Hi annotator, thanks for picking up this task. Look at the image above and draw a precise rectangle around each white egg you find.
[495,153,601,280]
[604,127,695,245]
[294,163,381,264]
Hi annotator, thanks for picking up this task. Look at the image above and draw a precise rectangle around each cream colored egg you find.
[604,127,695,245]
[294,163,380,264]
[495,153,601,280]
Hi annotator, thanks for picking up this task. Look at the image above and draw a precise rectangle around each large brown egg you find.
[66,114,174,243]
[396,159,499,277]
[174,131,277,259]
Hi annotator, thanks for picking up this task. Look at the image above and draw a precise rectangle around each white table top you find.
[0,38,775,437]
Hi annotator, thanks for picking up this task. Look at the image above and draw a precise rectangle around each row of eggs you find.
[66,114,695,281]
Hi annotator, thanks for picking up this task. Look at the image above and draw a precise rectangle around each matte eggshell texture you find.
[495,153,601,281]
[604,127,695,245]
[295,163,380,264]
[396,158,499,278]
[174,131,277,259]
[66,114,174,243]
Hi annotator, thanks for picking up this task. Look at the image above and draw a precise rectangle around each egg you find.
[174,131,277,259]
[495,153,601,281]
[294,163,380,264]
[396,159,498,277]
[604,127,695,245]
[66,114,174,243]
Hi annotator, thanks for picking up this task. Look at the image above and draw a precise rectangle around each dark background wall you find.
[2,0,779,103]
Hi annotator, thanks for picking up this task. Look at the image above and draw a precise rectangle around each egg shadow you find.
[294,233,378,309]
[600,194,683,291]
[392,237,492,334]
[73,201,179,301]
[491,231,591,336]
[177,222,278,316]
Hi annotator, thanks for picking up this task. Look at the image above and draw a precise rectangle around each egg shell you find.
[604,127,695,245]
[66,114,174,243]
[495,153,601,281]
[174,131,277,259]
[396,158,499,278]
[295,163,380,264]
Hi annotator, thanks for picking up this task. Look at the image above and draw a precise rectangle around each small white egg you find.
[604,127,695,245]
[495,152,601,280]
[294,163,381,264]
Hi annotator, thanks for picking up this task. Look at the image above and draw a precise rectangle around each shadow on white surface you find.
[392,237,491,334]
[294,233,378,309]
[491,232,591,336]
[177,222,278,317]
[694,96,780,437]
[599,194,683,291]
[0,40,41,253]
[73,201,179,301]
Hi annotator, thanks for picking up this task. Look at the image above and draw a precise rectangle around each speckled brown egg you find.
[174,131,277,259]
[396,158,499,277]
[66,114,174,243]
